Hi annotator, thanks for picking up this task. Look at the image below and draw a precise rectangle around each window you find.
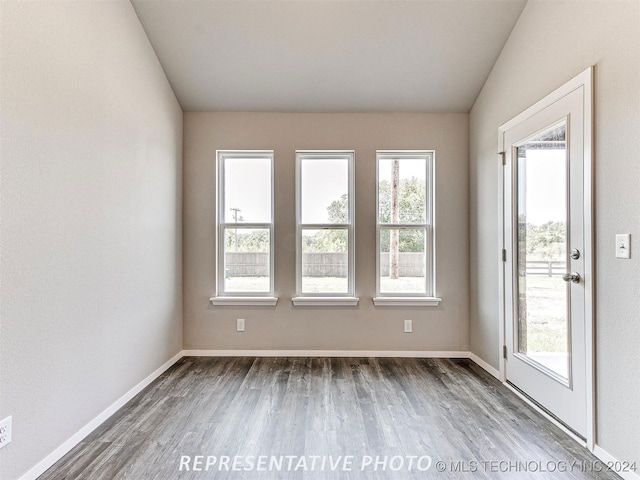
[373,151,440,306]
[292,151,357,306]
[211,151,277,306]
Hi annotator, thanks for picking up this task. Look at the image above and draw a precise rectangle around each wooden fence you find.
[225,252,425,277]
[524,260,566,276]
[225,253,566,277]
[225,252,269,277]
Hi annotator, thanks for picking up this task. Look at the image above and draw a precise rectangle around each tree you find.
[524,220,566,260]
[327,194,348,223]
[225,178,429,256]
[302,193,348,253]
[225,229,269,252]
[302,228,347,253]
[378,177,426,224]
[378,176,426,254]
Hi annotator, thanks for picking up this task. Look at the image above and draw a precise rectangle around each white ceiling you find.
[131,0,527,112]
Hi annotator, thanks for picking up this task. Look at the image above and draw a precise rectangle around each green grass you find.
[225,276,426,294]
[520,275,568,354]
[225,274,567,361]
[301,277,348,293]
[225,276,270,292]
[379,276,425,293]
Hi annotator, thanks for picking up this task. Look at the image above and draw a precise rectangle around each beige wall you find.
[6,0,638,475]
[184,113,469,352]
[0,2,183,478]
[470,0,640,465]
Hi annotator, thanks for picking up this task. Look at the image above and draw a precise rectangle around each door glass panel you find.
[516,122,569,380]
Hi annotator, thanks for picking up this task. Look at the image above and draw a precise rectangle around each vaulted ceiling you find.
[131,0,527,112]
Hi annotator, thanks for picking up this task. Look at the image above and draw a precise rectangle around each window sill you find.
[291,296,359,307]
[210,296,278,306]
[372,297,442,307]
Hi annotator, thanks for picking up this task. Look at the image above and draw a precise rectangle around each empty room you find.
[1,0,639,479]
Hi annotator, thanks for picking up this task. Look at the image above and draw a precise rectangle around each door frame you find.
[497,66,595,450]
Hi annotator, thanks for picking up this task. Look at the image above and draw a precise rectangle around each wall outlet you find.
[236,318,245,332]
[0,416,12,449]
[404,319,412,333]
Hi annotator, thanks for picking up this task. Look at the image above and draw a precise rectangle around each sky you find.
[378,158,426,184]
[223,156,434,224]
[301,159,348,223]
[223,157,272,223]
[224,156,352,224]
[519,149,567,226]
[222,152,565,228]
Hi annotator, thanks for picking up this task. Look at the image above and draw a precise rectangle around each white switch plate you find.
[0,416,12,449]
[236,318,245,332]
[616,234,631,259]
[403,319,412,333]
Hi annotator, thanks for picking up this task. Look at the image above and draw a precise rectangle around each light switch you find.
[616,234,631,259]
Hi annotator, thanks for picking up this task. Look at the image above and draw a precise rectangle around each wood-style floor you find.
[40,357,619,479]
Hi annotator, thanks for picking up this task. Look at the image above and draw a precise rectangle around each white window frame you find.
[373,150,441,307]
[292,150,358,306]
[210,150,277,306]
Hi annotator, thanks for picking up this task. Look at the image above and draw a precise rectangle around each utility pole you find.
[390,159,400,279]
[230,207,242,250]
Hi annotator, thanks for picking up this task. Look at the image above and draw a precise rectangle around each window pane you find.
[516,123,569,379]
[223,157,271,223]
[223,228,270,293]
[302,228,348,293]
[378,158,426,224]
[379,228,426,294]
[301,158,349,224]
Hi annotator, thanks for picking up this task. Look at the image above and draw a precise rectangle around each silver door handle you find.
[562,272,581,284]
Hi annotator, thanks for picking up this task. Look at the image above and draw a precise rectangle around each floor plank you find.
[39,358,621,479]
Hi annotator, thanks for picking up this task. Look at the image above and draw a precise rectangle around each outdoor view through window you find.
[377,151,434,297]
[297,151,354,296]
[218,150,436,300]
[218,151,274,295]
[516,124,569,379]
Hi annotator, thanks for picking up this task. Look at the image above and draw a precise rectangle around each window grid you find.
[295,151,355,297]
[216,150,275,297]
[375,151,435,297]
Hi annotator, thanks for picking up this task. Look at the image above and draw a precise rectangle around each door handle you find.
[562,272,581,284]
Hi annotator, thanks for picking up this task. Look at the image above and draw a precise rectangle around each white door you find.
[501,69,593,439]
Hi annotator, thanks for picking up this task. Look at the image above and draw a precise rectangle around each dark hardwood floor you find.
[39,357,620,479]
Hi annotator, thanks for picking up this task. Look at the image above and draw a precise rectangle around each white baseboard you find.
[593,445,640,480]
[183,350,505,378]
[20,349,475,479]
[470,355,639,480]
[182,349,470,358]
[21,349,577,480]
[468,352,500,379]
[19,351,183,480]
[503,382,587,448]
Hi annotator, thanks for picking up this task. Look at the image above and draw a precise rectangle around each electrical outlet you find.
[404,319,412,333]
[236,318,245,332]
[0,416,12,449]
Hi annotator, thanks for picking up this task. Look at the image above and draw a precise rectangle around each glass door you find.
[515,122,570,383]
[502,80,590,439]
